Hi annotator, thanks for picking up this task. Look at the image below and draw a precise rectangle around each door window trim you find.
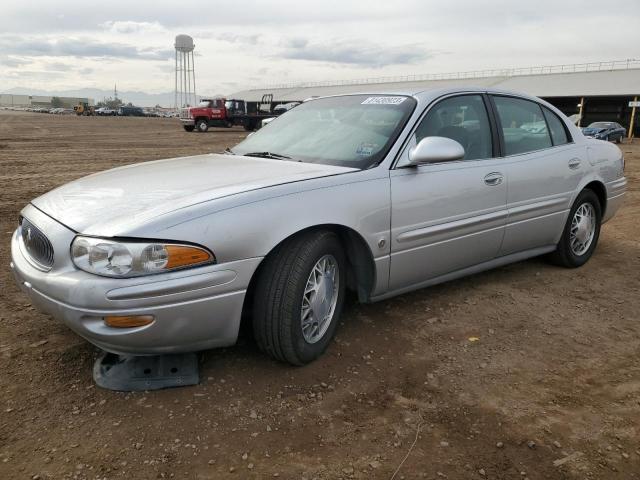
[488,94,575,158]
[391,92,499,169]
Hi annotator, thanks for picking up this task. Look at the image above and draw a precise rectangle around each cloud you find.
[281,38,432,68]
[0,2,410,34]
[0,55,30,68]
[47,62,74,72]
[0,35,173,61]
[217,33,261,45]
[99,20,166,34]
[1,0,639,97]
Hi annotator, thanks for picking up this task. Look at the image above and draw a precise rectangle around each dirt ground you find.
[1,110,639,480]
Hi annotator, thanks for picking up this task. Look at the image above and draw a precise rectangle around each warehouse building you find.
[230,60,640,137]
[0,94,94,108]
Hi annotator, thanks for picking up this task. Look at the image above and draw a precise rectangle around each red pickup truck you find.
[180,94,290,132]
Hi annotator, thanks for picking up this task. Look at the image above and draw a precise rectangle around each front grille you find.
[20,217,54,270]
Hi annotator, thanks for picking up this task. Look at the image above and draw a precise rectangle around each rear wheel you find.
[549,189,601,268]
[252,231,346,365]
[616,134,623,144]
[196,119,209,132]
[183,125,195,132]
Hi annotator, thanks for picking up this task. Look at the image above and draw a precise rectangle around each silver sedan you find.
[10,87,627,365]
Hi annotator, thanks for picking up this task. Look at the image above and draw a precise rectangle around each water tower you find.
[174,34,196,109]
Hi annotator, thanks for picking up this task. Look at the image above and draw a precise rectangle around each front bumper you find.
[11,205,262,355]
[180,118,195,126]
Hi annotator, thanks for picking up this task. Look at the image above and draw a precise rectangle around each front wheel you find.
[183,125,195,132]
[252,231,346,365]
[196,119,209,132]
[549,189,601,268]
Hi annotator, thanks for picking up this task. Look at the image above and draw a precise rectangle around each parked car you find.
[117,106,145,117]
[581,121,626,143]
[96,107,117,116]
[11,88,627,365]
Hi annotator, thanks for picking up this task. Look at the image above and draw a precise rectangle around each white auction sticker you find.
[361,96,406,105]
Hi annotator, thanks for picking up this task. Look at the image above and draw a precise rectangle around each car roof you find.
[309,85,544,105]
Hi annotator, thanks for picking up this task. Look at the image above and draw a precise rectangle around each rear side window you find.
[542,106,570,145]
[492,96,552,155]
[415,94,493,160]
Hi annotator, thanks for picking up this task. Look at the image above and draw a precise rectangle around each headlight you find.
[71,236,214,277]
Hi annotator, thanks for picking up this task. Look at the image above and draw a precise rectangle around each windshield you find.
[230,94,416,169]
[588,122,612,129]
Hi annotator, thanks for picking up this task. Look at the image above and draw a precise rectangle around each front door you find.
[389,94,508,291]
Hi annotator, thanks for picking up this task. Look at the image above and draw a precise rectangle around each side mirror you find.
[407,136,465,166]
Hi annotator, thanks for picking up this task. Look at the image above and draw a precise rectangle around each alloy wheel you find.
[300,254,339,344]
[570,203,596,256]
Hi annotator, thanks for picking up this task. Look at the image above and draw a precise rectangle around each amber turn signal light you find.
[165,245,212,269]
[104,315,155,328]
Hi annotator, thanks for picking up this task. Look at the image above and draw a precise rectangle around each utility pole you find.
[577,97,585,127]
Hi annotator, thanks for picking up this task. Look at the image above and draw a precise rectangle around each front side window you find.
[414,94,493,160]
[542,106,570,146]
[493,96,552,155]
[231,95,416,169]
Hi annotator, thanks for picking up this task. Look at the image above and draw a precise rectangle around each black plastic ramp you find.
[93,351,199,391]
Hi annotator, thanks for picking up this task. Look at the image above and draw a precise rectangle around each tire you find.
[616,134,623,144]
[196,119,209,132]
[252,231,346,365]
[549,189,602,268]
[183,125,195,132]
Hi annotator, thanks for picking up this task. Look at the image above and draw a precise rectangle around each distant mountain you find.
[3,87,221,107]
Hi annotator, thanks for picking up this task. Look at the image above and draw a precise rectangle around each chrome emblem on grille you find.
[19,217,54,270]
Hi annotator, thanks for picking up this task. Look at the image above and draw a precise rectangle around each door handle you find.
[484,172,504,186]
[568,158,581,169]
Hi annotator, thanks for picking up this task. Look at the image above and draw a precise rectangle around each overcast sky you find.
[1,0,638,96]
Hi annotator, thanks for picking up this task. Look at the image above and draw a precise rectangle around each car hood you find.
[32,153,356,235]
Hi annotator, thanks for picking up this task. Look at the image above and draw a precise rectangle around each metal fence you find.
[251,59,640,91]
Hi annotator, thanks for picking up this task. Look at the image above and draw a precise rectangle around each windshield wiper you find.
[243,151,292,160]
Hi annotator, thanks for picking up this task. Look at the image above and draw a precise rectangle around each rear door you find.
[389,93,508,291]
[490,95,584,255]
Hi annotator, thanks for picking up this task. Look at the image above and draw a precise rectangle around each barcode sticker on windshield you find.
[361,96,406,105]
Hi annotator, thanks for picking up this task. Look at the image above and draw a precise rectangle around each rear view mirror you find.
[408,136,465,166]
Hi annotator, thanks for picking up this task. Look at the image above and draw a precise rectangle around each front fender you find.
[137,170,392,296]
